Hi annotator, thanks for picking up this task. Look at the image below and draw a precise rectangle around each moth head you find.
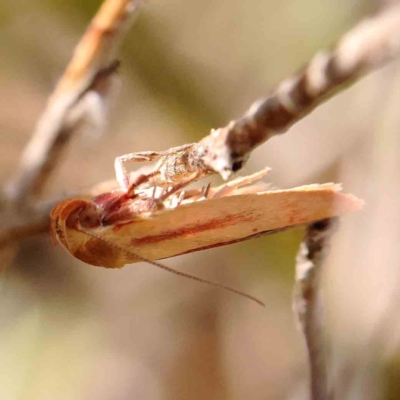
[50,199,101,251]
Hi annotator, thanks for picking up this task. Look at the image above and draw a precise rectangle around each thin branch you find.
[201,4,400,178]
[0,215,50,248]
[4,0,142,206]
[293,218,339,400]
[0,168,146,248]
[140,4,400,184]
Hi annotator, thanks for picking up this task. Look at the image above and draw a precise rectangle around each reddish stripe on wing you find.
[131,213,255,246]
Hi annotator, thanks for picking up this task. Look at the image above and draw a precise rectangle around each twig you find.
[0,168,146,248]
[201,4,400,178]
[293,218,339,400]
[136,4,400,184]
[0,214,50,248]
[0,163,163,248]
[4,0,142,206]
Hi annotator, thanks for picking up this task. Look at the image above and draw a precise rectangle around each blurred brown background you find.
[2,1,400,399]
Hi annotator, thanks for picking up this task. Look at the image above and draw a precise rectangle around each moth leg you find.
[157,172,200,204]
[167,190,186,208]
[115,151,163,191]
[212,167,271,199]
[126,170,161,197]
[99,171,162,218]
[114,143,195,191]
[177,190,186,205]
[202,183,211,199]
[176,183,210,203]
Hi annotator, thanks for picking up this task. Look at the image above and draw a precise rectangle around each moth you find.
[51,165,363,305]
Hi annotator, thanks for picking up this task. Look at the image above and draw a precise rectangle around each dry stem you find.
[4,0,142,206]
[293,218,339,400]
[140,4,400,183]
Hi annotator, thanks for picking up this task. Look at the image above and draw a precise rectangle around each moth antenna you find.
[78,227,265,307]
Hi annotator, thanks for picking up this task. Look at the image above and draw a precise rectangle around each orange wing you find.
[51,183,363,268]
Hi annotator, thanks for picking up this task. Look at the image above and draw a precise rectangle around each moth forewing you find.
[51,177,363,268]
[100,184,362,263]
